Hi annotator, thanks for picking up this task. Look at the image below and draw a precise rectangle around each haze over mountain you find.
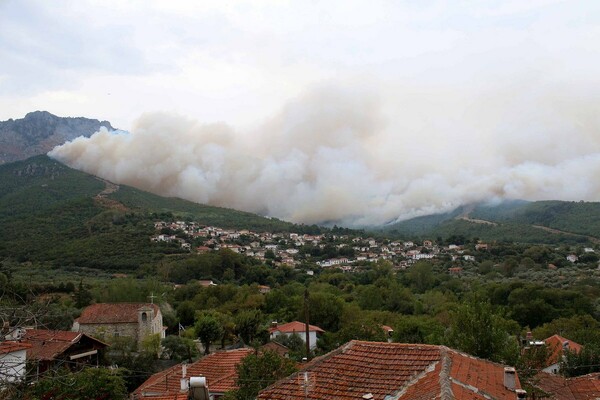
[50,82,600,228]
[3,2,600,227]
[0,111,113,165]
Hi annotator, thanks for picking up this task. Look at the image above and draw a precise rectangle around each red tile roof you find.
[0,341,31,355]
[133,348,254,398]
[544,334,583,366]
[258,341,521,400]
[531,371,600,399]
[77,303,160,324]
[269,321,325,334]
[23,329,108,361]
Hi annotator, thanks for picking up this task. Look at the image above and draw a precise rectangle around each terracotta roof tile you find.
[544,334,583,366]
[77,303,160,324]
[532,371,600,399]
[23,329,108,361]
[0,341,31,355]
[133,348,253,398]
[258,341,521,400]
[269,321,325,334]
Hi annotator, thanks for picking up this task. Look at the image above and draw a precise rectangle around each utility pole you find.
[304,288,310,360]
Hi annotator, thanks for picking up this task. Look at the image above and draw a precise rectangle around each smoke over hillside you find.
[49,84,600,227]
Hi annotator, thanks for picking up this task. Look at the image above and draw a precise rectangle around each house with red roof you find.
[72,303,165,347]
[543,334,582,374]
[0,341,31,384]
[132,348,253,399]
[529,371,600,399]
[258,340,527,400]
[269,321,324,351]
[22,329,108,376]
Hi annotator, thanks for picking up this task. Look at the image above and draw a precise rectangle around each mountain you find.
[379,200,600,244]
[0,111,114,165]
[0,155,302,271]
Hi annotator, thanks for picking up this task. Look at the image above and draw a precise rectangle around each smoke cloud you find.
[49,83,600,227]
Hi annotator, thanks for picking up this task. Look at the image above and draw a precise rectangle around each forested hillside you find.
[0,155,307,270]
[381,200,600,244]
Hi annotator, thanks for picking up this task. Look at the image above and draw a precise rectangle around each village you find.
[151,220,489,272]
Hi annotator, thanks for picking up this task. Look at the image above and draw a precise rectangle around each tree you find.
[226,351,297,400]
[162,335,199,362]
[195,313,224,354]
[405,262,436,293]
[305,292,343,332]
[446,301,519,364]
[560,345,600,377]
[24,367,128,399]
[235,309,263,345]
[141,333,162,358]
[74,280,92,309]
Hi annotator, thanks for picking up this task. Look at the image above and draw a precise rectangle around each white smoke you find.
[49,83,600,227]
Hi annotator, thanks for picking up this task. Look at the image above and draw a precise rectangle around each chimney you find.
[516,389,527,399]
[180,378,189,392]
[271,321,278,328]
[504,367,516,391]
[526,331,533,340]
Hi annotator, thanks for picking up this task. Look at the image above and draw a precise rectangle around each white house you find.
[0,341,31,384]
[268,321,324,350]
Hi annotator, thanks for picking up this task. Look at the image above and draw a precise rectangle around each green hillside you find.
[109,186,296,232]
[471,201,600,238]
[0,155,300,271]
[380,200,600,244]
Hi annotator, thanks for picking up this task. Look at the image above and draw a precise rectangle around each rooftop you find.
[133,348,254,398]
[0,341,31,355]
[76,303,160,324]
[544,334,582,366]
[23,328,107,361]
[531,371,600,399]
[258,340,521,400]
[269,321,325,334]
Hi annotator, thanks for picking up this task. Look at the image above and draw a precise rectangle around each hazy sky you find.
[2,1,599,129]
[5,1,600,225]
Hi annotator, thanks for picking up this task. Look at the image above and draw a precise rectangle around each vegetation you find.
[3,155,600,394]
[22,367,128,400]
[224,351,298,400]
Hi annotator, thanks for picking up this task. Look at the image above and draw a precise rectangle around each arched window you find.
[141,312,148,322]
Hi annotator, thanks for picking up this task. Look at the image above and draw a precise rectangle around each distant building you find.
[269,321,324,350]
[73,303,165,347]
[567,254,579,263]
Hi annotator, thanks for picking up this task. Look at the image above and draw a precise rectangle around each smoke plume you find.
[49,83,600,227]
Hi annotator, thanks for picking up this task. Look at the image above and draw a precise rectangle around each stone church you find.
[72,303,165,346]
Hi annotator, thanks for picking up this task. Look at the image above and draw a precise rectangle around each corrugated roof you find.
[258,341,521,400]
[77,303,160,324]
[133,348,254,398]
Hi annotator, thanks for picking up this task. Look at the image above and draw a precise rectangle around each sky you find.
[3,1,600,225]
